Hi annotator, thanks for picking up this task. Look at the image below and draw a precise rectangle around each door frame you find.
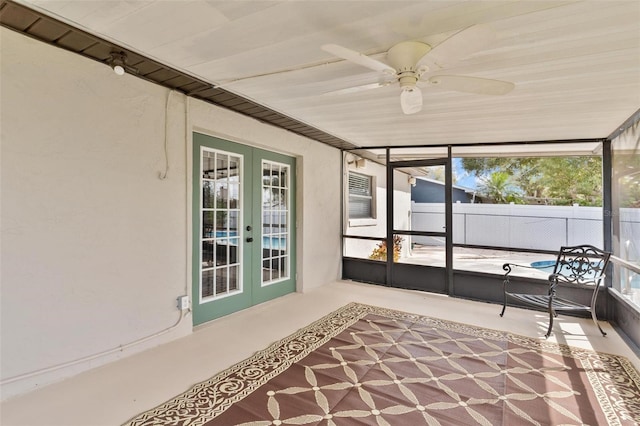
[387,152,453,293]
[191,132,296,325]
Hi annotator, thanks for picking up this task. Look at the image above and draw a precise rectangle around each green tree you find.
[614,152,640,208]
[461,156,602,206]
[478,171,522,204]
[536,157,602,206]
[422,165,457,184]
[619,172,640,208]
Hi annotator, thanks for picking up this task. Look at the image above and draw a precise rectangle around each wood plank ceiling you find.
[2,0,639,150]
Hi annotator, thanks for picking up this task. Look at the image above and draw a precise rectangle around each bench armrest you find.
[503,262,540,276]
[503,263,555,292]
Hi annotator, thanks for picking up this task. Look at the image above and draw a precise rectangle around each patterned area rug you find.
[124,303,640,425]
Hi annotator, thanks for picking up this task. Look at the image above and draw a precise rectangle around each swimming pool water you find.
[530,260,556,273]
[530,259,600,279]
[210,231,285,250]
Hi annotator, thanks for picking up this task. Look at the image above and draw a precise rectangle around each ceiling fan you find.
[321,25,514,115]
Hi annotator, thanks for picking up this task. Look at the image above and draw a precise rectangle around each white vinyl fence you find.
[411,203,639,252]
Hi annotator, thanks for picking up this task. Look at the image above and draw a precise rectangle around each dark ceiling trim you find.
[0,0,358,150]
[351,138,606,151]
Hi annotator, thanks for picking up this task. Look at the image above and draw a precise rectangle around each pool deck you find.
[401,245,557,279]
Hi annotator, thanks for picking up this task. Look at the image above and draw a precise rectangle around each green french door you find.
[193,133,296,325]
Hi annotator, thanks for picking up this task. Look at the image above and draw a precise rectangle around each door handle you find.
[246,237,254,243]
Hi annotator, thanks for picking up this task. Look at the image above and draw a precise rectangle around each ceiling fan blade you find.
[323,81,392,96]
[427,75,514,95]
[418,25,496,71]
[322,44,396,74]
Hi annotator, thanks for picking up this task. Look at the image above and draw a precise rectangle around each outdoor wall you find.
[0,29,341,399]
[411,202,606,250]
[411,178,470,203]
[344,157,412,260]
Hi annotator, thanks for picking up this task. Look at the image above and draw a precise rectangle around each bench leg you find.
[592,310,607,337]
[544,309,554,338]
[500,280,509,317]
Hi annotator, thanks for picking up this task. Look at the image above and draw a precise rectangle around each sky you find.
[453,158,479,190]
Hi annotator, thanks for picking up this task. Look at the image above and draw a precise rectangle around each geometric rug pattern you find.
[124,303,640,425]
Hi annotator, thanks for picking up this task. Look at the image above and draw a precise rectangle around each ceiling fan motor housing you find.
[387,41,431,87]
[398,73,418,88]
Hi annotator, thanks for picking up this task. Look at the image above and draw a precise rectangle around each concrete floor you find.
[1,280,639,426]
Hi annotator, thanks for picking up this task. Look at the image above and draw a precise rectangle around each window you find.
[348,172,374,219]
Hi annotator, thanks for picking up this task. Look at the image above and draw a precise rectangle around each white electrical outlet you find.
[177,295,189,310]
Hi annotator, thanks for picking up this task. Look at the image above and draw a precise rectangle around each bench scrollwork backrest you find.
[552,245,611,285]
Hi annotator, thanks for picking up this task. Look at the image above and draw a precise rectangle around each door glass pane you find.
[216,268,227,294]
[216,181,228,209]
[217,154,229,177]
[203,181,215,209]
[272,258,281,280]
[215,211,227,233]
[262,160,290,285]
[229,238,239,263]
[200,148,243,301]
[228,210,239,234]
[229,156,240,178]
[272,211,280,233]
[202,241,215,267]
[202,270,214,298]
[262,259,271,282]
[263,189,272,210]
[202,211,215,238]
[217,239,229,266]
[229,183,239,208]
[229,265,239,291]
[202,151,215,179]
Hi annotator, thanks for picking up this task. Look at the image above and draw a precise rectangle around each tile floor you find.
[1,280,638,426]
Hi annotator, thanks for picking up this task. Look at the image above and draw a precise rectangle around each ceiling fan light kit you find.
[400,86,423,115]
[322,25,515,115]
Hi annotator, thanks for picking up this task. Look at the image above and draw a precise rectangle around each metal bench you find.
[500,245,611,338]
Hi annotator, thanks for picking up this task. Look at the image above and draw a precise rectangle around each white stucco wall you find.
[0,29,341,398]
[343,156,412,259]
